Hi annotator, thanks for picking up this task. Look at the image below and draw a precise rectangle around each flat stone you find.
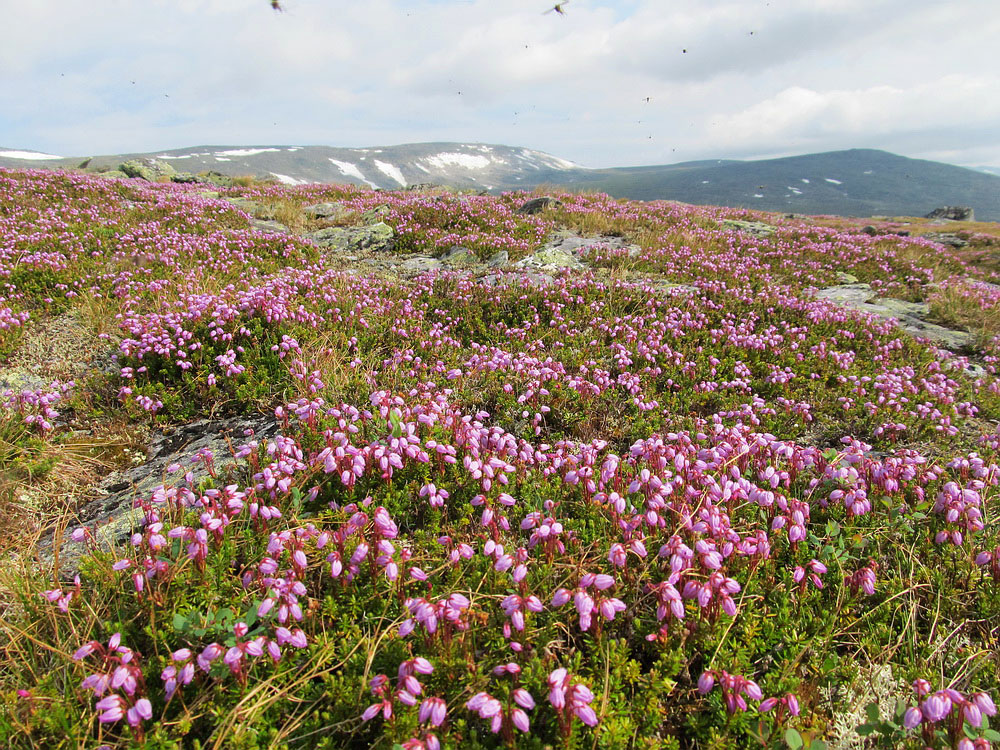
[722,219,777,237]
[38,417,278,579]
[306,222,395,253]
[815,283,975,351]
[401,256,444,273]
[486,250,509,269]
[515,247,583,271]
[441,245,480,267]
[249,219,291,235]
[224,197,264,216]
[922,232,968,249]
[119,158,176,182]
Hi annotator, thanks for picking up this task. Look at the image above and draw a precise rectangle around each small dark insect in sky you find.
[271,0,282,11]
[544,2,568,16]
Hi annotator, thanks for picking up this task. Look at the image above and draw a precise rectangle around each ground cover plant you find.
[1,167,999,749]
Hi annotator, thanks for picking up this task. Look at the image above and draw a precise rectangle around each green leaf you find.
[808,741,827,750]
[389,409,403,438]
[785,728,804,749]
[983,729,1000,742]
[172,612,188,632]
[865,702,880,722]
[855,724,876,736]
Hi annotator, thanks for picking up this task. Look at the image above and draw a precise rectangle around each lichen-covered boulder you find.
[119,158,177,182]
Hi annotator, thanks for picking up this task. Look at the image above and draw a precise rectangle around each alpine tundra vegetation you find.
[1,167,999,749]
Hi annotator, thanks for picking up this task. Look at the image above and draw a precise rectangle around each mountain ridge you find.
[2,143,998,220]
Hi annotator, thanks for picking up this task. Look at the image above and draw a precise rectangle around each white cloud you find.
[2,0,999,167]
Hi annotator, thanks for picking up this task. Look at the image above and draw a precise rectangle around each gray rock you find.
[440,245,479,267]
[722,219,777,237]
[542,230,643,260]
[249,219,291,235]
[306,222,395,253]
[836,272,860,284]
[119,158,177,182]
[515,246,584,272]
[486,250,509,269]
[97,170,129,181]
[224,197,264,216]
[925,206,974,222]
[512,230,645,273]
[860,226,879,236]
[815,283,974,351]
[38,417,277,579]
[361,204,391,224]
[516,196,563,215]
[192,190,221,200]
[401,256,444,274]
[303,202,351,221]
[170,172,203,184]
[922,232,968,249]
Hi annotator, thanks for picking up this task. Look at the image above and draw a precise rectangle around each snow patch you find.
[373,159,406,186]
[753,194,764,198]
[801,178,810,183]
[271,172,310,186]
[701,180,710,184]
[787,187,802,194]
[156,154,196,160]
[287,148,301,152]
[424,152,492,170]
[214,157,231,162]
[0,150,63,160]
[329,159,365,181]
[824,178,842,185]
[214,148,281,157]
[863,170,873,175]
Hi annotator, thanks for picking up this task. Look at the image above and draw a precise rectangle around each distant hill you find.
[2,144,998,220]
[566,149,1000,220]
[0,143,581,193]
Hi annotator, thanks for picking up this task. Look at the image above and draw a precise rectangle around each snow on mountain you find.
[0,149,63,160]
[329,159,364,180]
[423,152,493,170]
[373,160,407,187]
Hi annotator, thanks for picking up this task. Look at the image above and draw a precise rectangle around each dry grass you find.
[927,283,1000,346]
[258,198,307,232]
[230,175,259,188]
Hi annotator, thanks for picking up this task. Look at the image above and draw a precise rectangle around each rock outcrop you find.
[815,283,974,351]
[516,196,563,215]
[925,206,974,221]
[119,158,177,182]
[39,417,278,579]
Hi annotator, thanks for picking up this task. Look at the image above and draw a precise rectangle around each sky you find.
[2,0,999,169]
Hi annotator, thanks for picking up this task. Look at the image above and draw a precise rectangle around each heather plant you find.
[0,167,998,749]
